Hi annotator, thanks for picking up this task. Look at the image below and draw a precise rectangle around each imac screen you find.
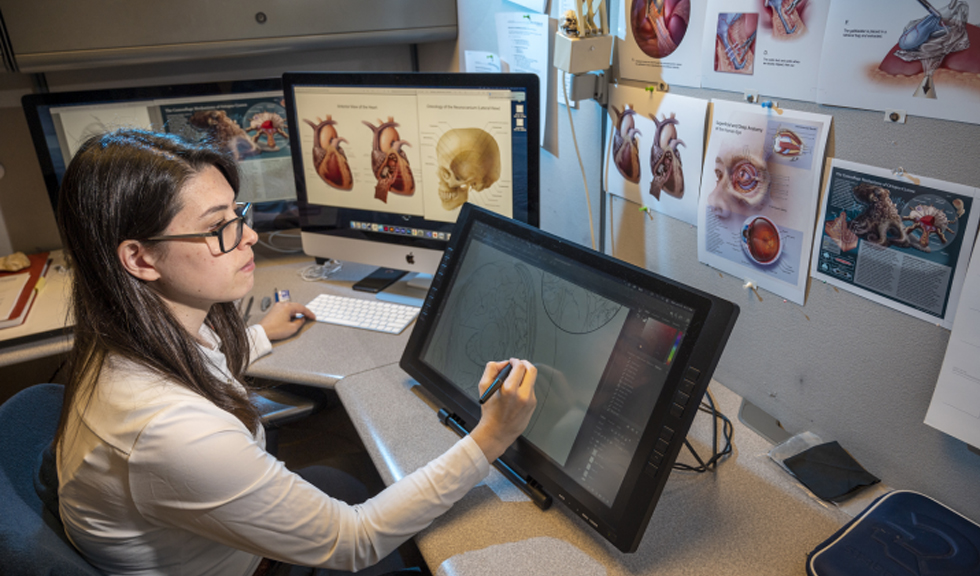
[401,205,739,553]
[281,72,539,278]
[22,79,297,229]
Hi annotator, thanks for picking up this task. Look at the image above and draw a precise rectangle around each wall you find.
[603,44,980,521]
[2,0,977,525]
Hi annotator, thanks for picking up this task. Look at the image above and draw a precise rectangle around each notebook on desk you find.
[0,253,50,330]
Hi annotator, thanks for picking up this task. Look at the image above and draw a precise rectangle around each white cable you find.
[563,70,598,251]
[299,260,343,281]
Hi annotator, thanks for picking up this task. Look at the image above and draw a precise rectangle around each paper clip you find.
[892,166,921,185]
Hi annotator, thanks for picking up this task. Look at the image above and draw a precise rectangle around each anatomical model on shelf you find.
[305,116,353,191]
[363,117,416,202]
[435,128,501,211]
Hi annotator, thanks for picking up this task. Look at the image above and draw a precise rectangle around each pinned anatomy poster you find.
[604,84,707,226]
[700,0,830,102]
[618,0,707,88]
[818,0,980,125]
[811,159,979,328]
[697,99,831,305]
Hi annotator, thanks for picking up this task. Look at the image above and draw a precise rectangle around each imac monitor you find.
[22,79,298,230]
[281,72,539,304]
[400,204,739,553]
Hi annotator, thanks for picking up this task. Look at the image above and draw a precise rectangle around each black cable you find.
[672,388,734,473]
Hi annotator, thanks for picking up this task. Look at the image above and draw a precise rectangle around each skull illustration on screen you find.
[436,128,501,211]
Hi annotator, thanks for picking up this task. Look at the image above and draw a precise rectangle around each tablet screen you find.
[401,204,738,552]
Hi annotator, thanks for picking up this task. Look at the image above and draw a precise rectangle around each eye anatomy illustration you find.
[741,215,782,265]
[707,143,771,219]
[304,116,353,191]
[363,117,416,202]
[764,0,807,39]
[630,0,691,59]
[715,13,759,75]
[648,113,685,200]
[611,105,642,184]
[435,128,502,211]
[772,128,805,161]
[877,0,979,99]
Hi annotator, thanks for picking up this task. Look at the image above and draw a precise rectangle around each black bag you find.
[807,490,980,575]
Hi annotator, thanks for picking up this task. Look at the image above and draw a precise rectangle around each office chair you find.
[0,383,103,574]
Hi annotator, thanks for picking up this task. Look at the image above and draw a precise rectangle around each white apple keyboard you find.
[305,293,420,334]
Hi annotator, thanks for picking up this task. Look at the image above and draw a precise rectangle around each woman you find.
[55,129,537,575]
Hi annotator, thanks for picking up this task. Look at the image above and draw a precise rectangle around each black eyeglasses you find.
[147,202,253,254]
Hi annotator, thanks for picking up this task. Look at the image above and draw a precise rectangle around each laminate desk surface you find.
[243,252,414,388]
[336,363,848,576]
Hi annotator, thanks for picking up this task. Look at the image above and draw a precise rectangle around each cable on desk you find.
[673,387,734,473]
[299,260,343,281]
[257,231,304,254]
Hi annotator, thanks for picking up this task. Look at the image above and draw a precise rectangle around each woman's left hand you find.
[257,301,316,341]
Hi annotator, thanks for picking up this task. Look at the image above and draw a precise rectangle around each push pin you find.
[640,206,653,220]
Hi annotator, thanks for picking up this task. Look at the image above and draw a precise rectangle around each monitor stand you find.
[376,272,432,307]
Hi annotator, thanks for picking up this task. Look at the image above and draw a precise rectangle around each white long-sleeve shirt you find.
[57,325,490,576]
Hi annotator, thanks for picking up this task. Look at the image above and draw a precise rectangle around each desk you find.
[336,364,847,576]
[0,245,850,574]
[242,252,412,388]
[0,251,72,368]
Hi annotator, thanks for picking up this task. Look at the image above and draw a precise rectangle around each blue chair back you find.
[0,383,103,575]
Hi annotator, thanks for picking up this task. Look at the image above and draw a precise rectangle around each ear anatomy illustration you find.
[363,117,416,202]
[611,105,642,184]
[630,0,691,58]
[435,128,501,211]
[765,0,806,39]
[878,0,976,99]
[648,113,685,200]
[707,142,771,219]
[304,116,353,190]
[715,13,759,74]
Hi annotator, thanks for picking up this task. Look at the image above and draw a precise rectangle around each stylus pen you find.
[479,363,513,404]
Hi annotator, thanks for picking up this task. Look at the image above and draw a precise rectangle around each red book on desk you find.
[0,252,51,329]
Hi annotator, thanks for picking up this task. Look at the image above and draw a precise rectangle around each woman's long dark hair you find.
[55,129,261,447]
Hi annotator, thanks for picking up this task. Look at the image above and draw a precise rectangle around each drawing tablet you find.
[400,204,739,553]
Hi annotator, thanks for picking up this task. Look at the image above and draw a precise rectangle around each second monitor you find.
[281,72,540,305]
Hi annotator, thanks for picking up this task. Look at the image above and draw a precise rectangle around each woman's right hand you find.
[468,359,537,463]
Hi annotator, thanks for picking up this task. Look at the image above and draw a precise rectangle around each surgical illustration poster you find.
[697,99,831,304]
[811,159,979,328]
[604,84,708,226]
[818,0,980,124]
[700,0,830,101]
[618,0,708,88]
